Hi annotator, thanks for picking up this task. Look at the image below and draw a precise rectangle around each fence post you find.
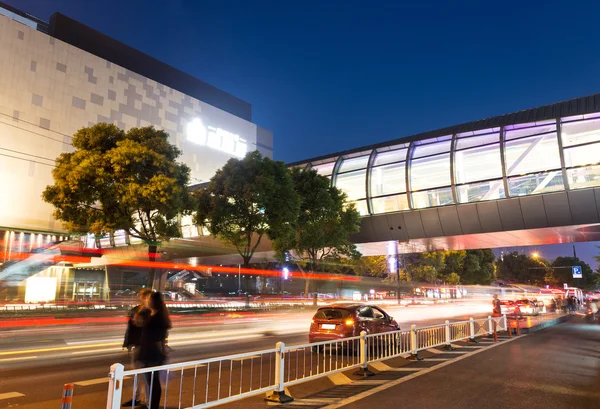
[265,342,293,403]
[468,317,478,343]
[106,363,124,409]
[443,320,454,350]
[354,331,374,376]
[492,319,498,342]
[487,315,493,335]
[502,314,508,332]
[408,324,423,360]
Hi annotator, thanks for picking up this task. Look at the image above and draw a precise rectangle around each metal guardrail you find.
[105,315,508,409]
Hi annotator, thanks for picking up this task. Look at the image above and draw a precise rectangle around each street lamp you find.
[532,252,539,259]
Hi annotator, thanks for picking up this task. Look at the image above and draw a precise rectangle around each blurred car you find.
[515,299,540,315]
[499,300,522,317]
[309,304,399,343]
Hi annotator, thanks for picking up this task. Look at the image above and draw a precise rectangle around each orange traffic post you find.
[61,383,74,409]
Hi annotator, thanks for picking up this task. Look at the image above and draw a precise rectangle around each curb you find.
[520,315,571,334]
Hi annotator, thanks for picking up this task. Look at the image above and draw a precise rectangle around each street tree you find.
[549,256,596,288]
[43,123,193,288]
[273,168,361,295]
[194,151,300,267]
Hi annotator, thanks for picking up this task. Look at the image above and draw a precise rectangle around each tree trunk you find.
[146,244,157,290]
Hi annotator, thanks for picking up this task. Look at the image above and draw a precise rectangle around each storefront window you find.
[505,122,556,140]
[413,139,451,158]
[338,156,369,173]
[348,199,369,216]
[455,132,499,150]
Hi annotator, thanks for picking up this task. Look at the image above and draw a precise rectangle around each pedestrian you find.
[122,288,152,408]
[135,291,172,409]
[492,294,502,317]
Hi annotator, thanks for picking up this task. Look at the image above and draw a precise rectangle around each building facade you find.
[0,3,272,242]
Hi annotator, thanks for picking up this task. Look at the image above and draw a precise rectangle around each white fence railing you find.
[106,315,508,409]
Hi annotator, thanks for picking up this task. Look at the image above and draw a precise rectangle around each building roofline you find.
[287,92,600,166]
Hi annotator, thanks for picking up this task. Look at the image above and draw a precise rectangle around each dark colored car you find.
[309,304,399,343]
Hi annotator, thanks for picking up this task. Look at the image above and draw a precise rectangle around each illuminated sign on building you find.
[186,118,247,157]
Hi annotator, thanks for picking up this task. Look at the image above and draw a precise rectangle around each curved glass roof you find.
[296,106,600,216]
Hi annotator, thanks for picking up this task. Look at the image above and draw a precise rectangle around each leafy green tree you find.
[43,123,193,288]
[273,168,361,294]
[194,151,300,267]
[495,251,549,285]
[351,255,389,278]
[549,256,596,288]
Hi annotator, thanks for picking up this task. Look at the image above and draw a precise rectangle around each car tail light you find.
[345,319,354,326]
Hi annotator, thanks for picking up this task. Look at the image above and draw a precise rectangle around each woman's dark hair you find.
[149,291,172,329]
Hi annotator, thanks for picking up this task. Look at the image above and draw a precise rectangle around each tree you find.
[194,151,300,267]
[351,255,389,278]
[43,123,193,288]
[495,252,549,286]
[273,168,361,294]
[550,256,595,288]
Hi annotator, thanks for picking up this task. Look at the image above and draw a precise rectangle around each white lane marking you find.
[0,392,25,400]
[0,356,38,363]
[75,376,132,386]
[352,380,387,385]
[321,335,524,409]
[72,348,120,355]
[74,377,110,386]
[284,398,339,405]
[421,358,450,361]
[389,367,422,372]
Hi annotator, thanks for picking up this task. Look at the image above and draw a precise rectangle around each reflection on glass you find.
[347,199,369,216]
[455,133,499,150]
[370,163,406,196]
[371,195,410,214]
[412,187,454,209]
[563,143,600,168]
[561,118,600,147]
[454,144,502,184]
[505,123,556,140]
[507,172,564,196]
[335,169,367,201]
[373,149,407,166]
[312,162,336,176]
[410,153,451,191]
[338,156,369,173]
[457,180,505,203]
[567,166,600,190]
[412,140,451,158]
[505,134,561,176]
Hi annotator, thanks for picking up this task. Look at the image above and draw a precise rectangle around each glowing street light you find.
[532,252,539,259]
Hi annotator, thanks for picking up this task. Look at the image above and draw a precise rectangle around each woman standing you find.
[135,291,172,409]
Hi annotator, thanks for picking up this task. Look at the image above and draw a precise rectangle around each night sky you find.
[9,0,600,268]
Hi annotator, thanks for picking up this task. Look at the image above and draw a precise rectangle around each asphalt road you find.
[0,302,491,408]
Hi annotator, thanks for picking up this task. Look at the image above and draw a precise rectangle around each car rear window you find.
[314,308,351,320]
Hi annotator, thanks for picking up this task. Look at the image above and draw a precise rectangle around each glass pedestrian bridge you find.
[291,95,600,218]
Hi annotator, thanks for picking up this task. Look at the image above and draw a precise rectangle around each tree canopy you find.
[194,151,300,267]
[43,123,193,287]
[273,168,361,269]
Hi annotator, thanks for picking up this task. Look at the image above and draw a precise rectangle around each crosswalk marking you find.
[370,361,392,371]
[389,367,422,371]
[0,392,25,400]
[328,372,353,385]
[422,358,450,361]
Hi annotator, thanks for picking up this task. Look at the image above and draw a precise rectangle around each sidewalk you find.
[271,317,600,409]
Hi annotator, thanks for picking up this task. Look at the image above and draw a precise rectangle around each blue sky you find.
[10,0,600,268]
